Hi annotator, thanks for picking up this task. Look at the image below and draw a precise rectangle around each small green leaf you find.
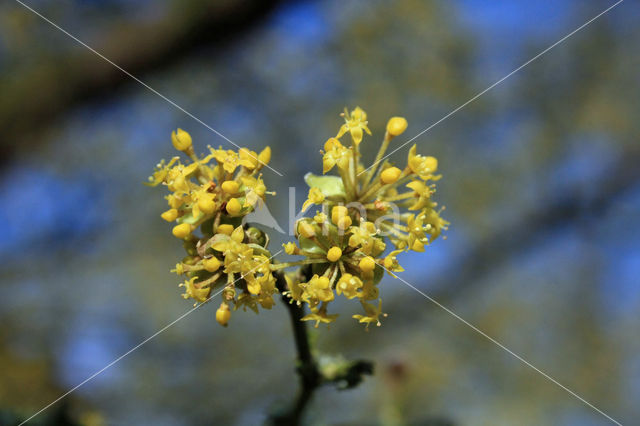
[304,173,346,198]
[247,243,271,258]
[372,264,384,286]
[177,210,202,225]
[299,236,326,255]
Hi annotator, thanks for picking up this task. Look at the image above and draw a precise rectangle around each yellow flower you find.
[180,277,209,303]
[423,208,449,242]
[171,128,192,151]
[146,157,179,186]
[314,211,327,224]
[238,148,259,169]
[336,107,372,145]
[245,256,276,296]
[348,221,385,256]
[352,299,386,329]
[386,117,408,137]
[284,274,304,303]
[408,144,438,180]
[405,180,432,210]
[336,274,363,299]
[166,162,198,193]
[301,275,334,304]
[383,249,405,274]
[212,148,240,174]
[406,213,429,252]
[302,187,325,211]
[297,220,317,239]
[353,299,387,328]
[283,242,298,255]
[301,305,339,328]
[241,176,267,207]
[322,138,351,173]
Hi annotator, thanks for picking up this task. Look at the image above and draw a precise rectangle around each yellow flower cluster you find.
[148,129,276,326]
[149,109,447,331]
[287,107,448,328]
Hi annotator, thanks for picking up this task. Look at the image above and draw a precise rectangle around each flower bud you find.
[298,221,316,239]
[161,208,178,222]
[284,242,297,255]
[423,156,438,173]
[217,224,234,235]
[327,246,342,262]
[171,128,192,151]
[246,227,266,246]
[221,180,239,194]
[380,167,402,184]
[172,223,192,239]
[203,257,221,272]
[331,205,349,225]
[216,302,231,326]
[226,198,242,215]
[198,196,217,214]
[359,256,376,272]
[336,216,352,230]
[386,117,408,136]
[258,146,272,165]
[324,137,340,151]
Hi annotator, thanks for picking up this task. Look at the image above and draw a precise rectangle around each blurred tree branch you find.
[0,0,291,164]
[421,146,640,307]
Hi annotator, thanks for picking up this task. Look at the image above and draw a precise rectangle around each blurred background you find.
[1,0,638,424]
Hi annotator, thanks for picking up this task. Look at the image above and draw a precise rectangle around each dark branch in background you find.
[403,146,640,310]
[0,0,292,166]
